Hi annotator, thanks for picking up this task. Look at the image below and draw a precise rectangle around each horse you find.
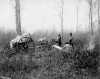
[52,44,72,52]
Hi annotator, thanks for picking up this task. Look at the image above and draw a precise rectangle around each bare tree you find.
[76,0,81,32]
[15,0,22,35]
[87,0,94,35]
[76,6,79,32]
[98,0,100,29]
[86,0,100,34]
[60,0,64,41]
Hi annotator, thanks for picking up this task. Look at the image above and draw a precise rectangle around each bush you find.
[71,38,99,76]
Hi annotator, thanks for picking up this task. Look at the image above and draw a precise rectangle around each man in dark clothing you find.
[65,33,73,47]
[57,34,62,46]
[69,33,73,47]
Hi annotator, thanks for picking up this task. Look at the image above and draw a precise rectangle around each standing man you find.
[69,33,73,47]
[57,34,62,46]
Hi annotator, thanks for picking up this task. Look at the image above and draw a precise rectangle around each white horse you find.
[52,44,72,52]
[52,45,63,50]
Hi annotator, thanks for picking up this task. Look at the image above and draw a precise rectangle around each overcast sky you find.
[0,0,89,33]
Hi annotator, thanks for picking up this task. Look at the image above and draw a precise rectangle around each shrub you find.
[71,37,99,76]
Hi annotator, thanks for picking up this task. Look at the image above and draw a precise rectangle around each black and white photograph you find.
[0,0,99,79]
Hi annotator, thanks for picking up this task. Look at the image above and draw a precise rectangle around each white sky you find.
[0,0,89,33]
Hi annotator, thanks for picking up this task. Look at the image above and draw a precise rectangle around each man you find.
[57,34,62,46]
[65,33,73,47]
[69,33,73,47]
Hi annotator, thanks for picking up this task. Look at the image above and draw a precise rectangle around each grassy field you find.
[0,30,100,79]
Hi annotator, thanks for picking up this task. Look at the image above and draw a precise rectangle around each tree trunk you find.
[15,0,22,35]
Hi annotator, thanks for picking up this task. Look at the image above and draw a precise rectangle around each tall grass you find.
[0,30,16,48]
[0,30,99,79]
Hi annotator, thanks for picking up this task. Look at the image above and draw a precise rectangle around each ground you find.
[0,32,100,79]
